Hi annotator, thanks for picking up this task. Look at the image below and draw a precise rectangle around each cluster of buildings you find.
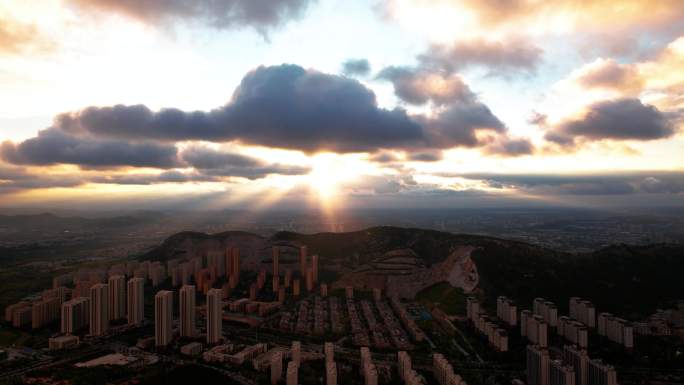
[634,305,684,336]
[202,342,267,365]
[154,286,224,347]
[497,296,518,327]
[4,259,167,333]
[168,248,240,294]
[466,297,509,352]
[527,344,617,385]
[597,313,634,348]
[276,288,421,351]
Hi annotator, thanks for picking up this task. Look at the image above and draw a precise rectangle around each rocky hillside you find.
[143,226,684,319]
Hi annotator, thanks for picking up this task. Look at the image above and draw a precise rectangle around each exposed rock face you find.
[333,246,479,299]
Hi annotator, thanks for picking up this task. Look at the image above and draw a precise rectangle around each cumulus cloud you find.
[376,67,475,105]
[0,128,180,168]
[418,37,543,75]
[341,58,371,77]
[574,59,642,93]
[420,103,505,147]
[377,65,533,152]
[483,137,534,156]
[65,0,315,34]
[545,98,676,146]
[54,64,425,153]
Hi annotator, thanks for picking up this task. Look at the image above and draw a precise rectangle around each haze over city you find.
[1,2,683,385]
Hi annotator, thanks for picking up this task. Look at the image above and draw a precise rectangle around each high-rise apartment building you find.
[89,283,109,336]
[155,290,174,347]
[127,277,145,325]
[179,285,196,338]
[527,345,550,385]
[108,275,126,321]
[207,288,223,344]
[61,297,89,334]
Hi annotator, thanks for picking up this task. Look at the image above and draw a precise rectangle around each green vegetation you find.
[415,282,467,316]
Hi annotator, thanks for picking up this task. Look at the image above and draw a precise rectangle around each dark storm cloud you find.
[545,98,676,146]
[55,64,425,153]
[341,58,371,77]
[180,145,310,180]
[418,38,543,75]
[457,171,684,195]
[66,0,315,33]
[16,64,526,160]
[0,128,180,168]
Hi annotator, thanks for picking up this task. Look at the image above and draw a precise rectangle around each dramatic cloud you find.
[11,63,528,171]
[377,65,530,153]
[66,0,315,33]
[0,128,180,168]
[180,145,310,179]
[545,98,676,146]
[54,65,425,153]
[341,58,371,77]
[418,38,543,75]
[460,171,684,195]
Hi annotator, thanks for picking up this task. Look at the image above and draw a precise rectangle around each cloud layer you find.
[66,0,315,33]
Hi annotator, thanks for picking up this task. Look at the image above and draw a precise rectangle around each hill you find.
[143,226,684,319]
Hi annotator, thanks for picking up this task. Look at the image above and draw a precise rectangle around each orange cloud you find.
[0,14,54,55]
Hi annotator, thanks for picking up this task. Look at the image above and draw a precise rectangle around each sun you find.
[307,153,371,204]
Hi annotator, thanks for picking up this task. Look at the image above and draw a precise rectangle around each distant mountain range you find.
[144,226,684,319]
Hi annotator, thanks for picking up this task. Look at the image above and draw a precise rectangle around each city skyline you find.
[0,0,683,214]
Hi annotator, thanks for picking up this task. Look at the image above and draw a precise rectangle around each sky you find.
[1,0,683,213]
